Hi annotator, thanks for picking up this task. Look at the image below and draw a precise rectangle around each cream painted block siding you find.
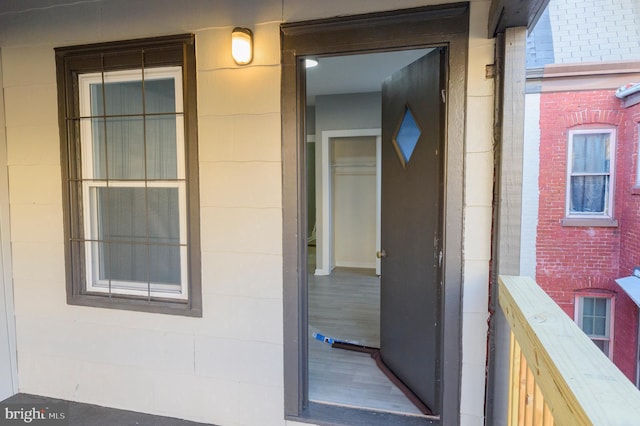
[461,2,495,425]
[0,44,18,401]
[0,1,496,425]
[548,0,640,63]
[521,94,541,278]
[1,5,285,423]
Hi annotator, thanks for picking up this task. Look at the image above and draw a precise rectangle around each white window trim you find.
[565,128,616,219]
[78,67,188,300]
[574,293,615,359]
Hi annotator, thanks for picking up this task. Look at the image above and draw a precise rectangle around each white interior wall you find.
[306,105,316,239]
[314,92,381,274]
[332,136,377,269]
[0,1,496,425]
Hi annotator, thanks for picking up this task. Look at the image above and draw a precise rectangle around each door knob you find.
[376,250,387,259]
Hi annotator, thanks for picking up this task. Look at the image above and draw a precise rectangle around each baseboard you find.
[335,261,376,269]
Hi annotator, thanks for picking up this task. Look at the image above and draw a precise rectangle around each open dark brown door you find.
[379,48,445,414]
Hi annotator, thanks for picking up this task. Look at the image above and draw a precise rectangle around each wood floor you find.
[307,260,424,416]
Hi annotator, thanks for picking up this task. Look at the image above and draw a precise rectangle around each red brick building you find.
[532,67,640,382]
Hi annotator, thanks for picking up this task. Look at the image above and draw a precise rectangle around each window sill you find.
[561,217,618,227]
[68,293,202,317]
[632,186,640,195]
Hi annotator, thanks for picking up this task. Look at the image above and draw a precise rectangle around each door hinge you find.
[441,89,446,103]
[486,64,496,79]
[438,250,443,267]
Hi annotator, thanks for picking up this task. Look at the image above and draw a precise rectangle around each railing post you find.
[488,25,528,426]
[500,275,640,425]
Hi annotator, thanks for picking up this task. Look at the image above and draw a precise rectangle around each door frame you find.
[282,4,469,424]
[316,128,381,276]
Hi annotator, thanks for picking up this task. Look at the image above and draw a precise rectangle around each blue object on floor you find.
[312,332,334,344]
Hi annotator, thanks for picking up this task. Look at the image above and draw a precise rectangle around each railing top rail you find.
[499,275,640,425]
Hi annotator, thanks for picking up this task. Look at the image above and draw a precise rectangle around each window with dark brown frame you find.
[55,34,201,316]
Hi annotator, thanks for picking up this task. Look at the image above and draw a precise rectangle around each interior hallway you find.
[307,249,424,416]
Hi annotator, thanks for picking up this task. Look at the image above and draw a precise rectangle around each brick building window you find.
[55,35,202,316]
[575,294,614,359]
[566,129,616,221]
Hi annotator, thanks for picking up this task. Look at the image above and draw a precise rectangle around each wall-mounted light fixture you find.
[304,58,319,68]
[231,27,253,65]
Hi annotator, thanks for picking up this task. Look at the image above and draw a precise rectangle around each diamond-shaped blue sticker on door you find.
[393,107,421,168]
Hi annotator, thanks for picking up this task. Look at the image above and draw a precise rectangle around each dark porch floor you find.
[1,394,214,426]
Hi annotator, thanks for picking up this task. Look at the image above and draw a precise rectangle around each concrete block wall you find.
[0,1,284,425]
[0,2,286,424]
[521,94,541,279]
[547,0,640,63]
[0,45,18,402]
[460,2,495,425]
[536,89,639,381]
[0,1,497,425]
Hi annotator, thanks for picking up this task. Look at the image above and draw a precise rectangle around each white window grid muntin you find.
[83,181,189,299]
[86,244,188,298]
[79,66,185,180]
[575,295,613,359]
[565,128,616,219]
[79,67,188,300]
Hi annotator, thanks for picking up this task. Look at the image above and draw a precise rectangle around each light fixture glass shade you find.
[304,58,319,68]
[232,27,253,65]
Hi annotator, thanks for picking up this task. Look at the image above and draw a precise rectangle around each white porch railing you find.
[499,275,640,425]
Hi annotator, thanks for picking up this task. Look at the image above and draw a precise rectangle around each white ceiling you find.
[305,48,433,104]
